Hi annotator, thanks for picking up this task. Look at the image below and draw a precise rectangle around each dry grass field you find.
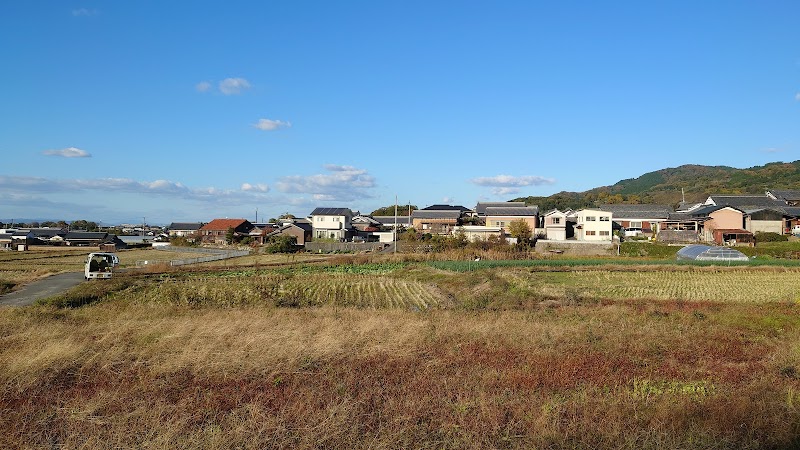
[3,257,800,448]
[0,246,230,292]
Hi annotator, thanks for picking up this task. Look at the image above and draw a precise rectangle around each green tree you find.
[371,204,417,216]
[508,219,532,243]
[225,227,236,245]
[265,235,297,253]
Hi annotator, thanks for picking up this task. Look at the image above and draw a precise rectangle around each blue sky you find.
[1,1,799,225]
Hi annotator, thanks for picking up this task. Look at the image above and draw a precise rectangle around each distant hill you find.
[512,161,800,212]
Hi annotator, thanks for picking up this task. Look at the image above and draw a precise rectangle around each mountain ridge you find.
[512,161,800,212]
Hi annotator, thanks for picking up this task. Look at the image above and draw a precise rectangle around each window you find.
[334,217,340,222]
[586,230,596,236]
[586,216,596,221]
[600,216,610,222]
[629,221,642,229]
[495,221,506,227]
[599,231,610,236]
[552,217,561,225]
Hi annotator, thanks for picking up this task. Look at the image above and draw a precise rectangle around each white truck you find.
[85,252,119,280]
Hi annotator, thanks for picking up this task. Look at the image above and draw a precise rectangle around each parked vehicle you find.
[793,225,800,236]
[84,252,118,280]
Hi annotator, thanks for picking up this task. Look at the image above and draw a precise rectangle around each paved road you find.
[0,272,84,307]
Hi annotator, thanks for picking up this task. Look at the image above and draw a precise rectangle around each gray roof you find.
[65,231,109,241]
[475,202,526,215]
[412,210,462,220]
[689,205,744,217]
[168,222,203,231]
[781,207,800,217]
[352,215,381,225]
[421,204,472,212]
[372,216,412,225]
[707,195,785,210]
[768,189,800,202]
[310,207,354,217]
[484,206,539,216]
[598,204,673,219]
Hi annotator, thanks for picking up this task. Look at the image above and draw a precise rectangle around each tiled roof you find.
[598,204,673,219]
[310,207,354,217]
[372,216,412,225]
[168,222,203,231]
[707,195,785,210]
[781,207,800,217]
[200,219,250,231]
[475,202,526,215]
[65,231,109,240]
[768,190,800,202]
[484,206,539,216]
[412,210,462,219]
[689,205,744,217]
[421,204,472,212]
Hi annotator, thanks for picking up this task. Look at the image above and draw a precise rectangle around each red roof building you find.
[199,219,254,244]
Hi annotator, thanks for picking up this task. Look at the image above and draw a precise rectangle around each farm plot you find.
[509,270,800,303]
[135,273,447,309]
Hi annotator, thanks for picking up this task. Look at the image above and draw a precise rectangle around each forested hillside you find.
[513,161,800,211]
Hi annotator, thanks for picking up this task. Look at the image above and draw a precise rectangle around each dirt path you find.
[0,272,84,307]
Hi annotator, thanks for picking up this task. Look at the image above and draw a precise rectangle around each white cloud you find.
[277,165,376,202]
[0,176,275,206]
[72,8,98,16]
[219,77,251,95]
[760,147,784,154]
[254,119,291,131]
[42,147,91,158]
[196,81,212,92]
[491,187,520,196]
[470,174,556,187]
[442,197,455,203]
[795,92,800,101]
[241,183,269,192]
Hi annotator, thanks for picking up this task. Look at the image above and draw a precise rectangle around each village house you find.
[453,225,504,241]
[263,222,312,247]
[475,202,526,218]
[483,205,539,233]
[199,219,254,245]
[574,209,613,241]
[167,222,204,237]
[411,206,466,235]
[541,209,574,241]
[690,205,752,245]
[309,207,354,241]
[598,204,672,237]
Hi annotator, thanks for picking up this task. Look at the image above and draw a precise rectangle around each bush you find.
[264,235,297,253]
[755,232,788,243]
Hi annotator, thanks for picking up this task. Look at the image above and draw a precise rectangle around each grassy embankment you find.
[4,258,800,448]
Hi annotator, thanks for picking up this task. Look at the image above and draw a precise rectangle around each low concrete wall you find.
[305,242,388,253]
[534,240,617,256]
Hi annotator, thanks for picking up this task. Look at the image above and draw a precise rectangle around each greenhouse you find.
[675,244,750,262]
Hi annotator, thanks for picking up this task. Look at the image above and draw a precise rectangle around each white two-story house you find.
[575,209,613,241]
[309,207,354,241]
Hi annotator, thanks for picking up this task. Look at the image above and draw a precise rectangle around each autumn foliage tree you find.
[507,219,532,244]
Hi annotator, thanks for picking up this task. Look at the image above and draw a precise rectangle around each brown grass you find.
[3,296,800,448]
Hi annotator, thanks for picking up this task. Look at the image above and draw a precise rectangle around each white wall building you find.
[575,209,613,241]
[309,207,354,240]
